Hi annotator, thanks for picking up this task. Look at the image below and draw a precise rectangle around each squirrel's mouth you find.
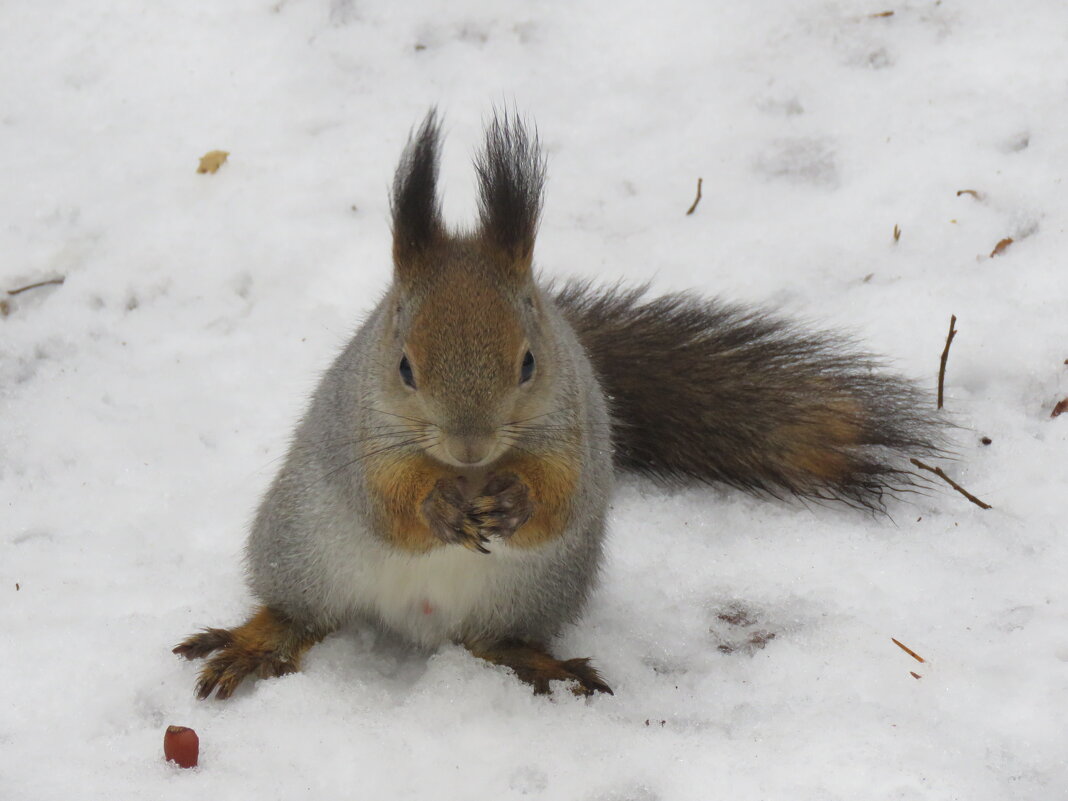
[434,432,503,469]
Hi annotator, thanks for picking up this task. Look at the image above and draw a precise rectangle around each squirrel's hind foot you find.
[172,606,327,700]
[467,640,613,696]
[192,645,299,700]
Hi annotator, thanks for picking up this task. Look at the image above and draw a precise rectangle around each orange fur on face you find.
[404,251,526,404]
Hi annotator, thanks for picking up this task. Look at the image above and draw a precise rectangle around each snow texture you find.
[2,1,1067,799]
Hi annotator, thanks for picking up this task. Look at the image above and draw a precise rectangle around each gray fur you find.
[245,287,612,647]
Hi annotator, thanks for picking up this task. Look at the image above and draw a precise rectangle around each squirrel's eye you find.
[520,350,535,384]
[399,355,417,389]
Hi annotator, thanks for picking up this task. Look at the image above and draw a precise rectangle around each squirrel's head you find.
[379,110,558,469]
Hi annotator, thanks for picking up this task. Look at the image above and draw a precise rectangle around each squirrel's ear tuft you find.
[391,109,446,282]
[475,111,546,276]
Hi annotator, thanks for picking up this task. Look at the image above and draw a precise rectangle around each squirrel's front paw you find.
[423,478,493,554]
[423,473,533,553]
[467,473,533,540]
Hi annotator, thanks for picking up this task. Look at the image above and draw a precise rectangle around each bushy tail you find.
[554,282,946,510]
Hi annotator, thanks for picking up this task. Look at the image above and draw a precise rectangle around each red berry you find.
[163,725,199,768]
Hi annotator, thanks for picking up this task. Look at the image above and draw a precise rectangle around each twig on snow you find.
[8,277,65,296]
[685,178,703,216]
[937,314,957,410]
[910,458,991,510]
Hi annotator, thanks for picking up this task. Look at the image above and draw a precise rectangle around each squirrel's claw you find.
[452,514,493,554]
[172,627,234,660]
[559,658,614,696]
[459,532,492,555]
[192,643,301,700]
[472,511,529,539]
[466,641,614,697]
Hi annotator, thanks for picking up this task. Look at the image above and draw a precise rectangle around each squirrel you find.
[174,110,944,698]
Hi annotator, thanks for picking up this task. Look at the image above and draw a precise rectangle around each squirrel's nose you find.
[443,434,496,465]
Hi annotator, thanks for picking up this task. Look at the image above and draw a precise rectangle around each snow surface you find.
[3,1,1067,799]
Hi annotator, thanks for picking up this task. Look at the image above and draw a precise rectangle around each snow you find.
[2,1,1066,798]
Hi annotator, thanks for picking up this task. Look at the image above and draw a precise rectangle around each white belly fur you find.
[358,542,539,648]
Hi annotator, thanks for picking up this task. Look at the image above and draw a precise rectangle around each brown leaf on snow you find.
[197,150,229,174]
[1051,398,1068,418]
[990,237,1014,257]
